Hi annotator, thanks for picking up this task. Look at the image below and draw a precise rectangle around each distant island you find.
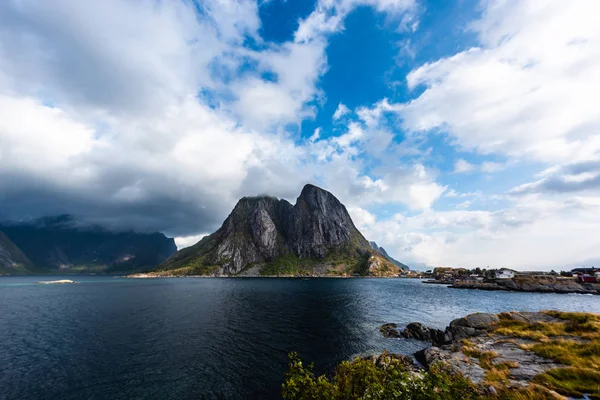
[134,184,410,278]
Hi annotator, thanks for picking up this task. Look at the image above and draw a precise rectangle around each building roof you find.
[571,267,598,274]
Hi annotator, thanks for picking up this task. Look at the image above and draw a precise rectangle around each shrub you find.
[282,352,479,400]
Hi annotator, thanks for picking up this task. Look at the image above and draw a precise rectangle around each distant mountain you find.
[151,184,399,277]
[0,216,177,274]
[0,232,35,274]
[369,241,410,271]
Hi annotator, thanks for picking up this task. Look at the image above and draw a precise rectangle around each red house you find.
[571,268,599,283]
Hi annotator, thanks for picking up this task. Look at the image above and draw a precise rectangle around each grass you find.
[490,311,600,399]
[460,342,516,388]
[533,367,600,399]
[257,249,392,277]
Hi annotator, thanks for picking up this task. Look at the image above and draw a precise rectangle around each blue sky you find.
[0,0,599,270]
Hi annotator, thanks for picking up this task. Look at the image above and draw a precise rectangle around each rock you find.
[415,346,446,366]
[410,311,575,391]
[401,322,446,345]
[446,313,499,342]
[379,323,401,338]
[451,276,599,295]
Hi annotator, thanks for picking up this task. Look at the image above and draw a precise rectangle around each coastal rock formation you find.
[155,184,399,276]
[400,322,446,344]
[379,323,401,338]
[0,216,177,274]
[386,311,600,397]
[451,275,600,295]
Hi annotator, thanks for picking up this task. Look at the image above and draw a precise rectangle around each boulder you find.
[414,346,446,367]
[446,313,499,342]
[401,322,446,345]
[379,323,401,338]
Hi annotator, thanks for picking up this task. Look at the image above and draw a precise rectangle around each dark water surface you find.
[1,277,599,399]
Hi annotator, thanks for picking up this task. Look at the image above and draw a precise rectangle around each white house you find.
[495,268,516,279]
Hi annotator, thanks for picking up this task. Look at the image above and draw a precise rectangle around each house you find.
[571,267,598,275]
[494,268,516,279]
[572,267,599,283]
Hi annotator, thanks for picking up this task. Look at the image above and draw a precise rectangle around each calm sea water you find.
[1,277,599,399]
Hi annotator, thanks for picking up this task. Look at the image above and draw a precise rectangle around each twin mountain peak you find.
[156,184,409,277]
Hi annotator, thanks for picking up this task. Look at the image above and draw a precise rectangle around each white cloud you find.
[356,196,600,270]
[407,182,446,210]
[481,161,506,173]
[399,0,600,165]
[333,103,351,120]
[175,234,208,250]
[309,127,322,142]
[295,0,418,43]
[347,207,377,227]
[454,158,474,173]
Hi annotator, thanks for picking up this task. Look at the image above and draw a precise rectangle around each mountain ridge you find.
[0,231,34,274]
[369,241,410,271]
[0,216,177,274]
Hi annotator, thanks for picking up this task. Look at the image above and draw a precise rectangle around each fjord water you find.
[2,278,599,399]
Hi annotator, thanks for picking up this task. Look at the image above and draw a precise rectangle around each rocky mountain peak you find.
[156,184,394,276]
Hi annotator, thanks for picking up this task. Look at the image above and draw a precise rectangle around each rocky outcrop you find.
[452,275,600,295]
[400,322,446,344]
[369,241,409,271]
[0,216,177,274]
[445,313,500,343]
[379,323,401,338]
[386,311,595,393]
[157,184,398,276]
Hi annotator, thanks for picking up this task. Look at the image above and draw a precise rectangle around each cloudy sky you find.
[1,0,599,270]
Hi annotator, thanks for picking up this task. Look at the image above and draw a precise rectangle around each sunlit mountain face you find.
[1,0,599,270]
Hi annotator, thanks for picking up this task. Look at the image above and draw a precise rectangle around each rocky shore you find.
[451,275,600,294]
[378,310,600,398]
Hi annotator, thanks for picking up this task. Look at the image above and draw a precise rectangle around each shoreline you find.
[450,278,600,295]
[125,273,420,279]
[375,310,600,398]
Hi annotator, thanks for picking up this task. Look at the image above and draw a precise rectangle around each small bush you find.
[282,352,479,400]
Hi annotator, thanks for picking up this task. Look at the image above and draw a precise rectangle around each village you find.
[420,266,600,284]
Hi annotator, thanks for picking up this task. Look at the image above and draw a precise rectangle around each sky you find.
[1,0,599,271]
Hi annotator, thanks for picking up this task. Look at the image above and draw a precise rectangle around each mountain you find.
[0,216,177,274]
[0,232,35,274]
[369,241,410,271]
[151,184,399,277]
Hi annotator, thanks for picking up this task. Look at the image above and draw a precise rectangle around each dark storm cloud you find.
[0,169,230,237]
